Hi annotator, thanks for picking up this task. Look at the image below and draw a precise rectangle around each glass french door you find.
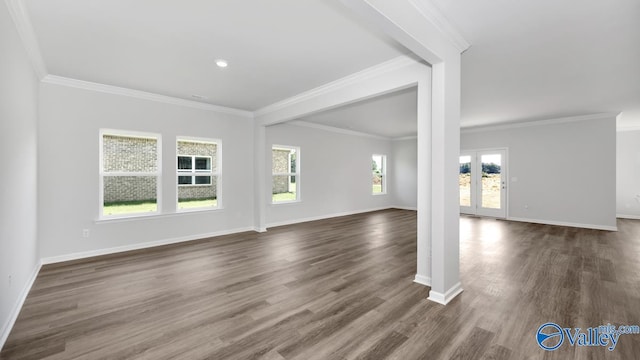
[459,149,507,218]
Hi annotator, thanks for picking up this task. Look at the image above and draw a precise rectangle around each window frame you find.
[99,129,162,220]
[372,154,387,195]
[177,155,213,186]
[271,145,300,204]
[176,137,222,212]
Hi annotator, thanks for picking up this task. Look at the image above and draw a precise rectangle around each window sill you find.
[372,192,387,196]
[95,207,224,224]
[270,200,301,206]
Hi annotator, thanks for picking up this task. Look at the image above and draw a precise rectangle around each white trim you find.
[266,207,391,229]
[42,75,253,118]
[287,120,389,140]
[94,207,225,224]
[394,206,417,211]
[407,0,470,53]
[0,260,41,350]
[616,214,640,220]
[392,135,417,141]
[617,125,640,132]
[462,113,619,134]
[428,282,463,305]
[254,55,420,118]
[507,217,618,231]
[413,274,431,286]
[40,226,256,265]
[5,0,47,79]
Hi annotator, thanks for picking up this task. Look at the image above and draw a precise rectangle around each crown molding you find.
[254,55,420,118]
[392,135,417,141]
[287,120,390,140]
[461,113,619,134]
[42,75,254,118]
[616,125,640,132]
[5,0,47,79]
[407,0,470,53]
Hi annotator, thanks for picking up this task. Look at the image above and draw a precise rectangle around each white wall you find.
[461,115,617,230]
[616,130,640,219]
[0,0,41,347]
[38,83,256,261]
[391,138,417,209]
[265,123,395,226]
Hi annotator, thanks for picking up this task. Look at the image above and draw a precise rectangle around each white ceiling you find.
[431,0,640,128]
[24,0,407,111]
[299,87,417,139]
[22,0,640,135]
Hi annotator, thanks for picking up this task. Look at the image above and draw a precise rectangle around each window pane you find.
[289,150,297,173]
[372,155,383,173]
[178,156,192,170]
[481,154,502,209]
[195,157,211,170]
[103,135,157,172]
[194,176,211,185]
[103,176,157,216]
[177,141,217,171]
[178,176,217,210]
[459,156,471,207]
[272,148,291,173]
[178,176,193,185]
[272,175,297,202]
[372,174,383,194]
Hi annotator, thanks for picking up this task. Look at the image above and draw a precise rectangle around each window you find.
[177,138,220,210]
[372,154,386,194]
[272,145,299,203]
[100,130,161,218]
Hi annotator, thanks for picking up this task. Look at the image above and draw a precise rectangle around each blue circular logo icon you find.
[536,323,564,351]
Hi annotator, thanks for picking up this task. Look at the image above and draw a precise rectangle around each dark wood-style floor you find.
[2,210,640,359]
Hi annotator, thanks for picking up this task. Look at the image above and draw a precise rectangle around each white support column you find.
[414,67,432,287]
[254,123,267,232]
[338,0,468,305]
[427,57,463,305]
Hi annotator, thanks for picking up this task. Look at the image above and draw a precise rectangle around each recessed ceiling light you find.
[215,59,228,68]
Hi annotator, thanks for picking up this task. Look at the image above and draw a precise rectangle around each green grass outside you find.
[273,183,297,203]
[272,192,297,202]
[103,200,157,216]
[372,184,383,194]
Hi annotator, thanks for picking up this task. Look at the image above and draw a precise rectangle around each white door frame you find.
[460,148,508,218]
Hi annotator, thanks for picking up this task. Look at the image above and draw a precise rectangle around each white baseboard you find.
[413,274,431,286]
[1,260,42,350]
[41,226,256,265]
[393,206,417,211]
[617,214,640,220]
[428,282,463,305]
[507,217,617,231]
[266,207,392,229]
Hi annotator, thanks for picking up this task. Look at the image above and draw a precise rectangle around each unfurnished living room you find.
[1,1,640,359]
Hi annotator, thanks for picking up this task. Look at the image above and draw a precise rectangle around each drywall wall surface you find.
[617,130,640,218]
[38,82,256,259]
[392,138,417,209]
[265,123,394,226]
[0,1,40,347]
[461,116,616,229]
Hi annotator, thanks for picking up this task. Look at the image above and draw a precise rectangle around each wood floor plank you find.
[2,210,640,359]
